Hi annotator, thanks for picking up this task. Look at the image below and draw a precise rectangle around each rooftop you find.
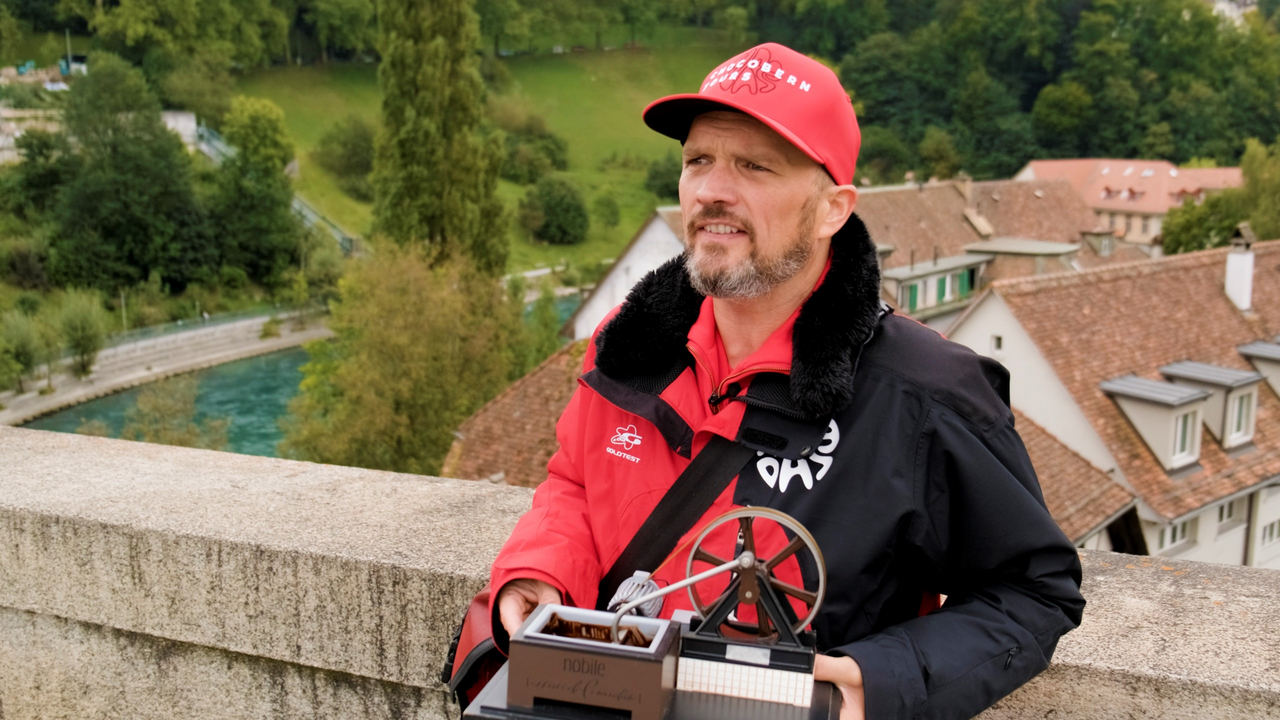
[1018,158,1243,215]
[1238,340,1280,362]
[984,240,1280,518]
[880,252,994,280]
[965,237,1082,256]
[1100,375,1212,407]
[1159,360,1265,389]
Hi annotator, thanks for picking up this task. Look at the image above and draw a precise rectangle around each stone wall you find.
[1,427,1277,719]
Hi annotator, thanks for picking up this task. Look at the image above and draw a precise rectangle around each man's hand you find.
[497,578,562,636]
[814,654,866,720]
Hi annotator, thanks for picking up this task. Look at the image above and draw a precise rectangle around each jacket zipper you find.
[687,344,789,414]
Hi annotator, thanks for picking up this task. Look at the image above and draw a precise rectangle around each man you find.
[490,43,1084,720]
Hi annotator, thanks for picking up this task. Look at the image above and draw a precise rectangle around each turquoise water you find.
[22,347,309,458]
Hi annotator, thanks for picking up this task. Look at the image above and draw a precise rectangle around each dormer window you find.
[1101,375,1210,471]
[1160,361,1263,449]
[1239,341,1280,397]
[1172,409,1198,464]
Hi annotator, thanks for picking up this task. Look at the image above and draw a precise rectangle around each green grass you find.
[1,31,93,68]
[234,26,748,272]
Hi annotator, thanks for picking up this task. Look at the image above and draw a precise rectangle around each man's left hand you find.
[814,654,866,720]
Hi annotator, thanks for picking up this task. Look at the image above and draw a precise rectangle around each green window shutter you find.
[937,277,947,303]
[908,283,918,312]
[959,270,971,297]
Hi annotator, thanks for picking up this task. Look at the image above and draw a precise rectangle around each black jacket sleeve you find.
[833,403,1085,720]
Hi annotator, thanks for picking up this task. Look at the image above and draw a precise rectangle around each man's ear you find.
[817,185,859,239]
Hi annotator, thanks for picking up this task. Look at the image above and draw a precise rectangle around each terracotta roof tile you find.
[1014,410,1135,541]
[441,341,586,488]
[1020,159,1242,216]
[995,240,1280,518]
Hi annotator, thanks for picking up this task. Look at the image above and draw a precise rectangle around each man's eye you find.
[685,156,707,166]
[746,161,769,172]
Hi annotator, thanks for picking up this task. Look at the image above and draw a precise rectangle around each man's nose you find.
[688,161,738,208]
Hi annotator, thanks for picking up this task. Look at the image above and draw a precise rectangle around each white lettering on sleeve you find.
[787,75,797,85]
[774,68,785,79]
[761,62,772,73]
[741,71,752,82]
[747,59,759,69]
[729,71,739,80]
[800,81,811,92]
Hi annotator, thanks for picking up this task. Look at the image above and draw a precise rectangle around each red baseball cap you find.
[643,43,861,185]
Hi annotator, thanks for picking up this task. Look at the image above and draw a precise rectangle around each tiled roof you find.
[440,341,587,488]
[994,241,1280,519]
[857,179,1127,272]
[1019,159,1243,216]
[1014,410,1135,542]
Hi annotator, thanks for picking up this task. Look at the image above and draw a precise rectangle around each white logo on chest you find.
[756,420,839,493]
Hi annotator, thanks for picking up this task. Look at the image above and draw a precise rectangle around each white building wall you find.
[571,216,683,340]
[1252,484,1280,570]
[949,293,1121,476]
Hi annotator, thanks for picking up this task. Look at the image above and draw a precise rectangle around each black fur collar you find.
[594,213,883,418]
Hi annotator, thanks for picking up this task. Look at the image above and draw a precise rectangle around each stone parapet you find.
[0,427,1277,719]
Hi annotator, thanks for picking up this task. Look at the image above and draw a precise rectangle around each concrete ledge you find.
[2,427,1279,718]
[0,428,532,696]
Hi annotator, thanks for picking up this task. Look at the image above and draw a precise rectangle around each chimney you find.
[1225,222,1256,312]
[955,172,973,206]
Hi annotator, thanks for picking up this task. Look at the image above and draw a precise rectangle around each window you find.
[992,335,1004,353]
[937,275,948,304]
[1229,393,1254,443]
[1172,410,1197,462]
[900,283,919,312]
[1125,215,1133,233]
[1100,237,1113,257]
[1158,520,1191,550]
[1218,499,1240,525]
[1108,213,1116,230]
[1263,520,1280,547]
[1141,216,1149,235]
[965,268,977,295]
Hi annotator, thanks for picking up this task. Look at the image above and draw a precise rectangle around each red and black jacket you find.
[490,213,1084,720]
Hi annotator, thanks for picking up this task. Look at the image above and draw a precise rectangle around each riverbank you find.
[0,316,332,427]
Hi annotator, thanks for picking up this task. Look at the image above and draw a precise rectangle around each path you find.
[0,315,333,426]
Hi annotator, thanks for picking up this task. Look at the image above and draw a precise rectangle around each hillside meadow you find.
[236,27,746,272]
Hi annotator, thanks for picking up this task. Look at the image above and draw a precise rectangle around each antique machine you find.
[465,508,840,720]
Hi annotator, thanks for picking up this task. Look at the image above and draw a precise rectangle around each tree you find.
[1161,191,1248,255]
[12,130,78,219]
[313,114,375,199]
[1139,122,1177,160]
[279,247,524,475]
[475,0,528,55]
[211,96,300,284]
[918,126,960,180]
[60,289,110,377]
[0,339,22,394]
[0,311,40,393]
[524,177,589,246]
[121,375,230,451]
[1032,81,1094,157]
[372,0,509,275]
[306,0,375,62]
[52,53,214,292]
[856,126,913,184]
[645,152,681,200]
[157,49,235,125]
[593,191,621,228]
[1239,137,1280,242]
[0,5,19,62]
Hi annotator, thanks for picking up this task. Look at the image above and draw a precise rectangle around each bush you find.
[219,264,249,291]
[4,238,49,291]
[0,310,40,393]
[60,289,110,378]
[501,115,569,185]
[523,177,589,246]
[260,316,282,339]
[593,191,621,228]
[645,152,682,200]
[313,115,375,198]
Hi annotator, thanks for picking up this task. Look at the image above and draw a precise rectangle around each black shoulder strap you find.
[595,434,755,610]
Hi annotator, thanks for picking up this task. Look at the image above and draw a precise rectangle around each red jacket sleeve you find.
[488,332,608,651]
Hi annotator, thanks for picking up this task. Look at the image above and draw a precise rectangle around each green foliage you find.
[11,130,77,220]
[593,191,621,228]
[222,96,295,173]
[157,50,235,125]
[1162,191,1249,255]
[918,126,960,180]
[523,176,589,246]
[1032,81,1094,157]
[521,285,563,371]
[0,309,39,392]
[1140,122,1177,160]
[713,6,749,45]
[59,288,109,377]
[120,375,230,451]
[0,338,21,393]
[3,237,50,291]
[279,247,525,475]
[65,0,288,69]
[52,53,214,293]
[212,96,300,285]
[1239,137,1280,241]
[857,126,912,184]
[260,315,282,339]
[500,115,570,185]
[372,0,509,275]
[0,5,18,61]
[306,0,376,62]
[645,152,681,200]
[313,114,375,192]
